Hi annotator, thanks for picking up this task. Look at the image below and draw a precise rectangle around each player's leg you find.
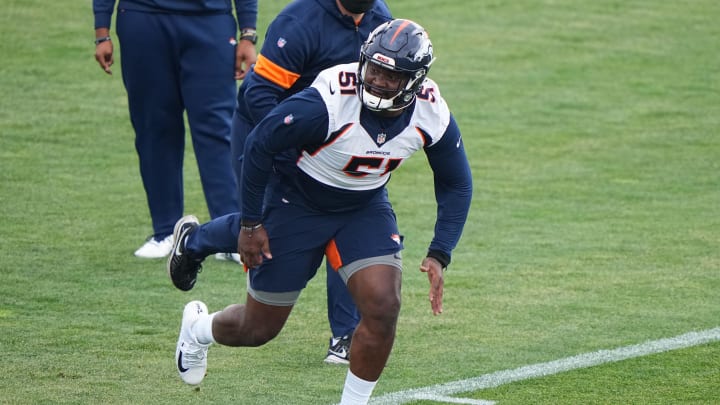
[175,294,294,385]
[167,213,241,291]
[186,213,242,254]
[205,294,295,346]
[208,241,327,347]
[330,195,404,403]
[116,11,185,255]
[175,195,333,384]
[345,262,402,379]
[211,189,343,345]
[325,263,360,364]
[179,13,239,219]
[337,259,402,404]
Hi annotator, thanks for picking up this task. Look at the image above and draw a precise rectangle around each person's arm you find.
[92,0,116,74]
[242,14,311,122]
[233,0,258,79]
[93,0,115,30]
[238,88,329,268]
[421,114,473,315]
[234,0,257,30]
[241,74,290,122]
[424,114,473,267]
[240,88,330,222]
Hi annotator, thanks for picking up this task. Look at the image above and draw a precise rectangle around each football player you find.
[170,19,472,404]
[170,0,393,365]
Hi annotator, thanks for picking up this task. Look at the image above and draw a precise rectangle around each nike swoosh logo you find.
[177,350,189,373]
[174,240,184,256]
[328,348,347,357]
[329,81,336,95]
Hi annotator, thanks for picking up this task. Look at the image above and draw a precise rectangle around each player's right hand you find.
[238,225,272,268]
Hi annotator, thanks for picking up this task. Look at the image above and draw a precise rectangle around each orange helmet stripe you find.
[388,19,412,44]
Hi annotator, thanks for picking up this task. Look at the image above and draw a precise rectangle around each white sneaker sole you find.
[324,354,350,365]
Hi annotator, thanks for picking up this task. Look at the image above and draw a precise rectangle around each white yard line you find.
[369,327,720,405]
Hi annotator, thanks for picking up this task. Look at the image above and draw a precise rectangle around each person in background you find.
[169,19,473,404]
[92,0,257,261]
[168,0,392,364]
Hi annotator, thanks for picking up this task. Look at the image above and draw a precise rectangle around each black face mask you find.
[339,0,375,13]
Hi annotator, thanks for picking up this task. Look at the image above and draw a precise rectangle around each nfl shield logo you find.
[377,133,386,144]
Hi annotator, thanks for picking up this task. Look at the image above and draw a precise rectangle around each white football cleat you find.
[134,235,173,258]
[176,301,211,385]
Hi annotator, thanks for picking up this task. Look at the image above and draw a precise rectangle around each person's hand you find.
[234,40,257,80]
[94,40,114,75]
[238,225,271,268]
[420,257,444,315]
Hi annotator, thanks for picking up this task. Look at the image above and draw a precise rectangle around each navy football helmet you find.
[358,19,435,112]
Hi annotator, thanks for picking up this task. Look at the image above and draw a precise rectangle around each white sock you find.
[339,369,377,405]
[191,312,217,345]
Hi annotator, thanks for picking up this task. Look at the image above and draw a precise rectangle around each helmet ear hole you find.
[357,19,434,112]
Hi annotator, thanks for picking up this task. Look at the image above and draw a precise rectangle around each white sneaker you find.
[324,335,351,365]
[134,235,173,258]
[176,301,211,385]
[214,252,242,264]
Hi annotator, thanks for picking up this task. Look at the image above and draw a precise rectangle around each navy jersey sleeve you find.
[241,74,287,125]
[241,88,329,220]
[243,14,313,123]
[424,114,473,264]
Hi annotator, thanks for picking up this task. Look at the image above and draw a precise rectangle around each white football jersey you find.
[296,62,452,192]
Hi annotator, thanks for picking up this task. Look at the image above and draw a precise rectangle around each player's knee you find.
[362,293,401,333]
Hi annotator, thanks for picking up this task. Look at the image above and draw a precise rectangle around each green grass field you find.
[1,0,719,404]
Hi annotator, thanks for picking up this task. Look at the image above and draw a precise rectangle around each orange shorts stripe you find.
[253,54,301,90]
[325,239,343,270]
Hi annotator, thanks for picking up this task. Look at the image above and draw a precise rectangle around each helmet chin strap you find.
[361,88,400,111]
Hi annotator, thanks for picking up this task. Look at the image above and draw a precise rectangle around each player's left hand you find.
[420,257,444,315]
[234,40,257,80]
